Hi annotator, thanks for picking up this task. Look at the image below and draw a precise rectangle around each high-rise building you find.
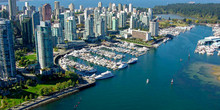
[108,3,112,11]
[0,18,16,80]
[119,11,127,28]
[42,4,51,21]
[32,11,40,36]
[52,23,63,47]
[84,16,94,39]
[148,8,153,21]
[142,15,149,26]
[95,15,106,37]
[8,0,17,20]
[112,3,116,11]
[54,1,60,9]
[79,5,83,12]
[25,2,29,8]
[149,20,159,36]
[98,2,102,8]
[107,12,113,29]
[38,7,42,20]
[21,17,33,47]
[54,1,60,20]
[129,3,133,13]
[112,17,118,31]
[123,4,127,11]
[65,16,77,41]
[69,3,74,11]
[64,10,74,39]
[118,3,122,12]
[84,9,89,20]
[93,8,100,33]
[35,21,54,69]
[78,14,84,24]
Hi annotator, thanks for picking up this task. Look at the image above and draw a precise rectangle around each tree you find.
[39,88,44,96]
[29,94,32,100]
[76,80,79,85]
[24,95,28,101]
[195,20,199,23]
[21,95,24,101]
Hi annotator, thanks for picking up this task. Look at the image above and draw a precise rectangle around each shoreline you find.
[12,77,96,110]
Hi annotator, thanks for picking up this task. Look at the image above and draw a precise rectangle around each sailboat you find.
[146,79,149,84]
[171,79,173,85]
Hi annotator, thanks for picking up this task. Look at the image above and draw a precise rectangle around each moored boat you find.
[94,71,114,80]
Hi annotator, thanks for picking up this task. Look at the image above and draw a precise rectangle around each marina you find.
[195,25,220,56]
[159,25,195,36]
[60,42,146,77]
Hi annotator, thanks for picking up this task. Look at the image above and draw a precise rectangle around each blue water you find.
[1,0,220,10]
[34,25,220,110]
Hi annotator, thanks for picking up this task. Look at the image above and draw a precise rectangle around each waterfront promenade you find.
[12,77,95,110]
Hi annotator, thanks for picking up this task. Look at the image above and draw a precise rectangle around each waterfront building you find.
[69,3,75,11]
[107,12,113,29]
[35,21,54,70]
[112,17,118,31]
[8,0,16,20]
[42,4,51,21]
[98,2,102,8]
[148,8,153,21]
[52,23,63,47]
[95,17,105,37]
[130,15,136,29]
[118,3,122,12]
[32,11,40,35]
[21,17,34,47]
[129,3,133,13]
[94,8,100,32]
[0,18,16,80]
[64,10,75,39]
[65,16,77,41]
[142,15,149,26]
[149,20,159,36]
[132,30,151,41]
[84,16,95,39]
[119,11,127,28]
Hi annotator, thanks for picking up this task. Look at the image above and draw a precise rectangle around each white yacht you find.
[94,71,114,80]
[146,79,149,84]
[127,58,138,64]
[118,63,128,69]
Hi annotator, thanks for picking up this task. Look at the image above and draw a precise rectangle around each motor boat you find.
[118,63,128,69]
[94,71,114,80]
[127,58,138,64]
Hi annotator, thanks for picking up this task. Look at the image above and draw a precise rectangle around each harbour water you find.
[35,26,220,110]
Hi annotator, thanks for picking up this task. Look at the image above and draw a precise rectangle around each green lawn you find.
[24,84,55,95]
[25,53,36,61]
